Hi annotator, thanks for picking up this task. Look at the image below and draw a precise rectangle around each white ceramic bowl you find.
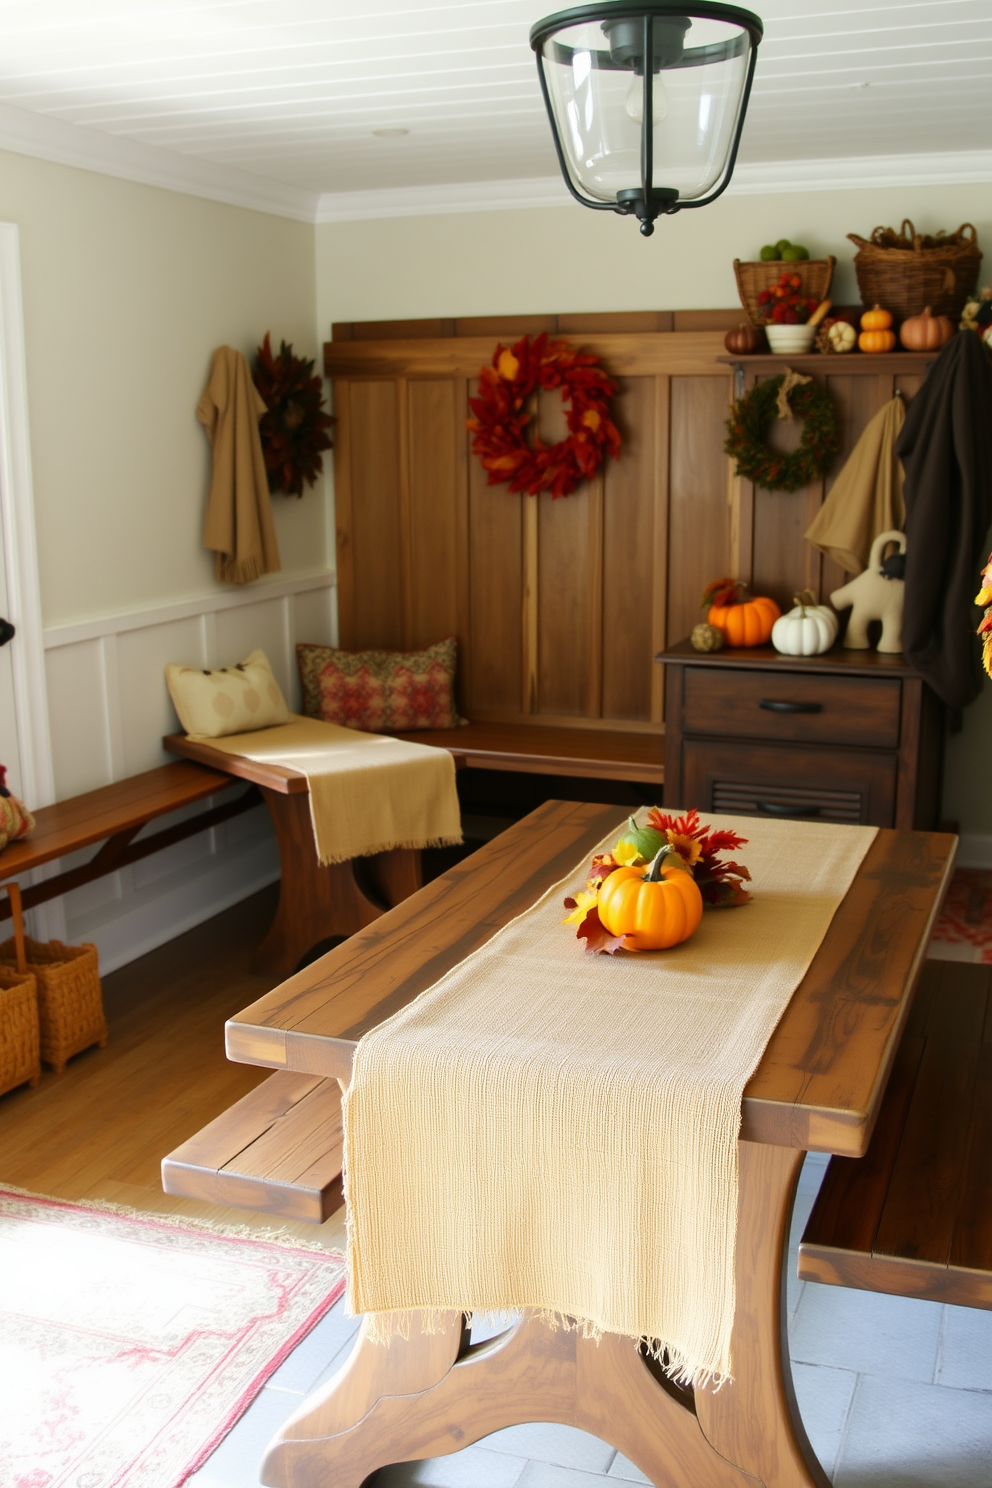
[765,324,816,354]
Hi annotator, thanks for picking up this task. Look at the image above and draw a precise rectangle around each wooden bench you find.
[799,958,992,1310]
[162,1070,343,1223]
[164,731,425,978]
[0,761,253,928]
[393,720,663,785]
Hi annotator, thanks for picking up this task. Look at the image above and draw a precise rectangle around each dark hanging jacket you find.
[896,331,992,712]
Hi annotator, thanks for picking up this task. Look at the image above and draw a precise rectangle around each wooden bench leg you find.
[251,787,386,978]
[364,846,423,909]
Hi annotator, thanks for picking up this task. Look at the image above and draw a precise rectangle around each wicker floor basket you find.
[0,966,40,1096]
[848,221,981,322]
[0,937,106,1074]
[733,256,836,327]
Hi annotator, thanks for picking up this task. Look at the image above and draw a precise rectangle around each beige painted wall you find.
[315,182,991,325]
[315,182,992,837]
[0,149,325,629]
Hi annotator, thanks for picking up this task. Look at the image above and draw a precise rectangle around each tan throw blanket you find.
[805,396,906,575]
[205,716,462,865]
[197,347,281,586]
[344,812,877,1387]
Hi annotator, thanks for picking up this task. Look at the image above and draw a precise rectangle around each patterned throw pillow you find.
[296,638,463,732]
[165,648,291,738]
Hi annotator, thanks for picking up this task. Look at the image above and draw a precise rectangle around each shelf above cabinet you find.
[716,352,937,375]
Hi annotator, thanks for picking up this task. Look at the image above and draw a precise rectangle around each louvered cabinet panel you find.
[682,738,897,826]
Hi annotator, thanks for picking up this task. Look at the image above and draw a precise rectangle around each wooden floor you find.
[0,886,346,1253]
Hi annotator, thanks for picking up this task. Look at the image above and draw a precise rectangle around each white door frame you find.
[0,221,54,811]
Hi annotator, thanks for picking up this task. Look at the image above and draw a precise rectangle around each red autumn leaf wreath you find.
[467,333,622,499]
[253,333,335,497]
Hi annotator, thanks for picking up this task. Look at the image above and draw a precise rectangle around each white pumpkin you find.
[771,596,838,656]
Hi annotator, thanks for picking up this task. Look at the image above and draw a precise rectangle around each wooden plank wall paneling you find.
[327,317,931,735]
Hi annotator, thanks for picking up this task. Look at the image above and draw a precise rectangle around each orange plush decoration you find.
[597,851,703,952]
[858,305,896,353]
[703,578,781,647]
[467,333,621,499]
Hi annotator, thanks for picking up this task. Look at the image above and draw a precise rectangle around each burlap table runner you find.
[343,812,877,1387]
[205,716,462,865]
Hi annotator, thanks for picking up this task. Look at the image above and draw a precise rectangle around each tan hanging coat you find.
[197,347,281,585]
[805,396,906,575]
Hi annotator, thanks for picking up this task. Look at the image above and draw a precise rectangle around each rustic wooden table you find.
[163,732,422,978]
[224,801,956,1488]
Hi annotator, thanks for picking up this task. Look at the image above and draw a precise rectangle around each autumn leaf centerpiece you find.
[563,809,751,956]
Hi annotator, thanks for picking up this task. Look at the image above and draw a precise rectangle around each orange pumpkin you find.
[703,578,781,647]
[597,851,703,951]
[859,328,896,353]
[899,306,954,351]
[859,304,896,354]
[860,304,893,330]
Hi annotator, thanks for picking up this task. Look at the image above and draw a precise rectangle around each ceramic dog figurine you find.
[831,530,906,653]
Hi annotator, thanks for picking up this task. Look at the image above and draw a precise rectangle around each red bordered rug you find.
[0,1188,345,1487]
[928,867,992,963]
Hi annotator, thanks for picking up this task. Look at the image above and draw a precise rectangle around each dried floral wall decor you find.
[468,333,621,499]
[253,334,335,497]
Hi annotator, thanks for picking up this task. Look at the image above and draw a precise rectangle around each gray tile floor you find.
[189,1155,992,1487]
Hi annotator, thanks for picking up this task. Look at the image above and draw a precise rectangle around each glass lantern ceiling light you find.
[530,2,763,236]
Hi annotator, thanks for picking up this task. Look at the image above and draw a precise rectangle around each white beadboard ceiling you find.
[0,0,989,219]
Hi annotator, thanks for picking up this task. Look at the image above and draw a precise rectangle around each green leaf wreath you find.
[253,334,335,497]
[724,375,840,493]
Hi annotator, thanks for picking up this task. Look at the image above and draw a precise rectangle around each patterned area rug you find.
[928,867,992,963]
[0,1188,345,1488]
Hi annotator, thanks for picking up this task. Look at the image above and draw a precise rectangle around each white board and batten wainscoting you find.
[39,571,336,974]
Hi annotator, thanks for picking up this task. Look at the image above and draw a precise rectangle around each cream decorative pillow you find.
[166,649,291,738]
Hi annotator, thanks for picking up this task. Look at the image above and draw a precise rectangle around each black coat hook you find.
[0,617,15,647]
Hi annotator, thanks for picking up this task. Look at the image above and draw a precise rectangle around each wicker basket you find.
[0,937,106,1074]
[733,256,836,328]
[0,965,40,1096]
[848,221,982,321]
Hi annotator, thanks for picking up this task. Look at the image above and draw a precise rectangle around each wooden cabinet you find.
[660,640,945,829]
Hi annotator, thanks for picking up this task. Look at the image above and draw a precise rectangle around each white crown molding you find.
[728,151,992,195]
[0,101,319,223]
[315,175,572,223]
[44,568,336,650]
[316,150,992,224]
[0,95,988,227]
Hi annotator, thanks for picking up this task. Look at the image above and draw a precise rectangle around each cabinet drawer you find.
[682,739,896,827]
[682,667,901,749]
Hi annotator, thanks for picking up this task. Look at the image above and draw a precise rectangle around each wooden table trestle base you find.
[164,733,422,977]
[219,801,955,1488]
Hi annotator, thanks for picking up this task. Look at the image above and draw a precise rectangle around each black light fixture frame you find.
[530,1,762,236]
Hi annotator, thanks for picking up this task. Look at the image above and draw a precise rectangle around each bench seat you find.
[0,761,254,925]
[799,959,992,1310]
[394,721,664,785]
[162,1070,344,1223]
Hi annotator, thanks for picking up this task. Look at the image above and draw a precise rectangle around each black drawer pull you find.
[758,699,823,715]
[756,801,821,818]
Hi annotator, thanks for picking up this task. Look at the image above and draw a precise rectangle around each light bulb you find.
[624,73,669,126]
